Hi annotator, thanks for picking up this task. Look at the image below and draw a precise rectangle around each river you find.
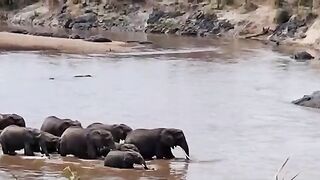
[0,34,320,180]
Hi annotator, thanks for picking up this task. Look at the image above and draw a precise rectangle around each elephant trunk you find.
[141,160,149,170]
[179,138,190,160]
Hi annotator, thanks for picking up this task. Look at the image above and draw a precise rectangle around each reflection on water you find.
[1,35,320,179]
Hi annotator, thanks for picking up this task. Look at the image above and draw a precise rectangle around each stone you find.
[84,35,112,42]
[293,91,320,109]
[292,51,314,60]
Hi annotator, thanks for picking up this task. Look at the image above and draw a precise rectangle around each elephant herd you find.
[0,114,190,170]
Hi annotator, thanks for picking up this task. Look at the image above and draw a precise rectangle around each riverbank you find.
[0,32,131,53]
[1,0,320,55]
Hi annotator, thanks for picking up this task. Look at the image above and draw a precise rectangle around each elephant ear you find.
[87,129,102,142]
[160,129,175,147]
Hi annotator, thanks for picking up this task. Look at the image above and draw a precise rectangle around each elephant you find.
[87,122,132,143]
[0,113,25,130]
[31,131,60,154]
[100,142,139,156]
[59,127,116,159]
[40,116,82,137]
[0,125,53,157]
[104,150,148,169]
[125,128,190,160]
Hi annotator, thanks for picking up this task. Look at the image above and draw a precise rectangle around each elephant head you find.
[117,143,140,153]
[111,124,132,142]
[87,129,116,154]
[60,119,82,133]
[0,114,25,129]
[125,151,149,169]
[160,128,190,160]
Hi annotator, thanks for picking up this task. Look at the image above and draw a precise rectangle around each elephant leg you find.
[87,143,97,159]
[156,146,175,159]
[1,143,9,155]
[24,143,35,156]
[39,140,49,157]
[163,147,175,159]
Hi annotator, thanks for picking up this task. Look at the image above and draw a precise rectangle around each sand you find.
[0,32,131,54]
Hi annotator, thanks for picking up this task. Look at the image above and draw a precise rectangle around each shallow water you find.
[0,34,320,179]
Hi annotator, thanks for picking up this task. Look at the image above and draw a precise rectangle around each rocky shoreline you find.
[1,0,320,56]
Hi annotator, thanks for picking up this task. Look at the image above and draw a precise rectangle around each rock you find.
[292,51,314,60]
[84,35,112,42]
[139,41,152,45]
[292,91,320,108]
[74,75,92,78]
[10,29,28,34]
[147,10,165,24]
[69,34,82,39]
[74,13,97,24]
[274,9,290,24]
[72,22,92,30]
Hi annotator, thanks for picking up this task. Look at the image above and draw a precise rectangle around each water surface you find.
[0,35,320,179]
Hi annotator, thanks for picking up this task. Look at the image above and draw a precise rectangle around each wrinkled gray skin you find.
[59,127,116,159]
[292,91,320,108]
[125,128,190,160]
[100,142,139,156]
[87,123,132,143]
[41,116,82,137]
[104,150,148,169]
[32,131,60,154]
[0,114,25,130]
[0,125,51,156]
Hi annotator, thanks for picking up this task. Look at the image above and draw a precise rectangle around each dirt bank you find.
[0,32,131,53]
[1,0,320,54]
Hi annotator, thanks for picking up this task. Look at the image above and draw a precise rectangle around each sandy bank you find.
[0,32,131,54]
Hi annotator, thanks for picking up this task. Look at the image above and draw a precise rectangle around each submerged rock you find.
[293,91,320,108]
[84,35,112,42]
[292,51,314,60]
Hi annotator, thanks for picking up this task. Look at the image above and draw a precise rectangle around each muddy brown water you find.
[1,33,320,179]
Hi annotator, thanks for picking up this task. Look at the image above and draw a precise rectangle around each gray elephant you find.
[59,127,116,159]
[100,142,139,156]
[104,150,148,169]
[40,116,82,137]
[32,131,60,154]
[87,122,132,143]
[0,114,25,130]
[0,125,54,156]
[125,128,190,160]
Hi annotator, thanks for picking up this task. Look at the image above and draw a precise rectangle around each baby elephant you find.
[104,151,148,169]
[0,125,54,156]
[100,143,139,156]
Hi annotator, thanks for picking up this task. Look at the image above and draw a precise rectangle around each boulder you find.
[84,35,112,42]
[292,51,314,60]
[292,91,320,108]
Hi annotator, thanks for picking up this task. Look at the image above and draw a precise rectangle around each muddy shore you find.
[1,1,320,56]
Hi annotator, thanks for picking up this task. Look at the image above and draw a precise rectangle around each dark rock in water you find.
[49,78,55,80]
[139,41,152,45]
[10,29,28,34]
[74,74,92,78]
[84,35,112,42]
[292,91,320,108]
[292,51,314,60]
